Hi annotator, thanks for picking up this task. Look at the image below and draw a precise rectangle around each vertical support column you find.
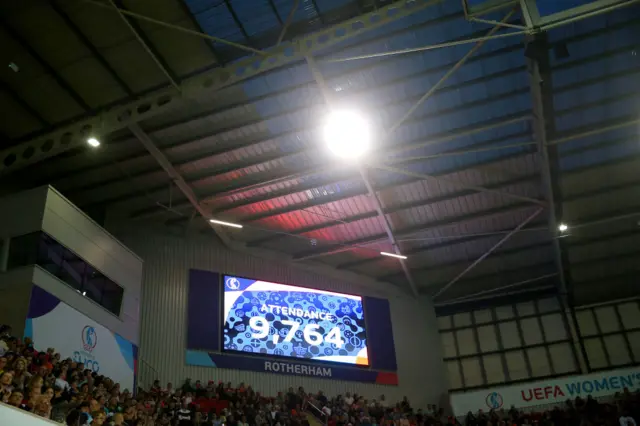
[491,308,511,382]
[525,33,591,373]
[533,300,555,375]
[470,313,488,385]
[591,307,612,368]
[0,237,10,272]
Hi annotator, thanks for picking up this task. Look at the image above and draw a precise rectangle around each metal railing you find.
[305,400,328,426]
[137,358,159,392]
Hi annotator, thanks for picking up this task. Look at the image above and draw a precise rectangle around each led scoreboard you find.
[222,275,369,366]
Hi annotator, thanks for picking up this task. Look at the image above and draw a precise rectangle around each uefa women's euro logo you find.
[82,326,97,353]
[485,391,503,409]
[226,277,240,290]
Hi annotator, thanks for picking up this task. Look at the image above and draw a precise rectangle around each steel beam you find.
[0,81,49,128]
[176,0,223,64]
[247,173,537,247]
[128,124,231,247]
[526,34,592,372]
[50,0,135,97]
[293,202,535,261]
[223,0,253,47]
[526,35,569,297]
[370,162,544,206]
[387,10,516,134]
[434,272,558,306]
[0,19,90,112]
[127,113,531,222]
[305,53,420,296]
[0,0,440,176]
[277,0,300,45]
[431,207,543,299]
[109,0,180,90]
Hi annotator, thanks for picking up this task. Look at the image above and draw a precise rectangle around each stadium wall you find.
[112,226,449,409]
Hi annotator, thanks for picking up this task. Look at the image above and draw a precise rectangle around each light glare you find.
[323,109,370,160]
[209,219,243,229]
[558,223,568,232]
[87,137,100,147]
[380,251,407,260]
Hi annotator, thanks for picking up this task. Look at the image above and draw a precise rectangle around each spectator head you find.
[13,357,27,372]
[42,386,54,401]
[0,324,12,337]
[167,382,173,390]
[8,391,23,407]
[113,413,124,426]
[38,365,49,377]
[0,370,14,386]
[0,356,7,371]
[79,401,91,413]
[29,376,44,392]
[34,399,51,417]
[124,406,137,421]
[91,410,107,425]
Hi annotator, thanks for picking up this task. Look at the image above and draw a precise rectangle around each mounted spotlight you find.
[323,109,371,160]
[87,137,100,148]
[558,223,568,232]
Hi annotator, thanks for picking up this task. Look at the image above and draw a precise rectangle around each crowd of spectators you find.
[463,393,640,426]
[0,323,417,426]
[2,323,639,426]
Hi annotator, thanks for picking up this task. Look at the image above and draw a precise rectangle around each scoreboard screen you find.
[222,275,368,366]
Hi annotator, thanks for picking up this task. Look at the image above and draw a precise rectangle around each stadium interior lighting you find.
[323,109,371,160]
[209,219,243,229]
[87,137,100,147]
[558,223,568,232]
[381,251,408,260]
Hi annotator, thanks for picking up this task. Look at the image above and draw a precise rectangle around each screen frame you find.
[220,273,371,368]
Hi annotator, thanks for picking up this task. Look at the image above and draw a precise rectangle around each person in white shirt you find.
[619,413,637,426]
[344,392,354,406]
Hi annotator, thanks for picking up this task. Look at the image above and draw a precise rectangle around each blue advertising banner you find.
[186,350,398,385]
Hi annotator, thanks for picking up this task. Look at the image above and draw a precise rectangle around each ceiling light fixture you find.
[558,223,568,232]
[323,109,371,160]
[381,251,407,260]
[87,137,101,147]
[209,219,243,229]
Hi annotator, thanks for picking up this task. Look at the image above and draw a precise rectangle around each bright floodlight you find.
[323,109,371,160]
[87,137,100,147]
[558,223,568,232]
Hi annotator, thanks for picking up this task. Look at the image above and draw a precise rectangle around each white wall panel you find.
[32,265,138,344]
[111,228,448,409]
[42,189,142,332]
[0,186,47,238]
[0,267,34,337]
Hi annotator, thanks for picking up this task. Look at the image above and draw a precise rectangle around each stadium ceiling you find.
[0,0,639,306]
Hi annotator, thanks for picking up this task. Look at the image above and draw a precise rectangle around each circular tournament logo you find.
[226,277,240,290]
[82,326,97,353]
[485,391,503,410]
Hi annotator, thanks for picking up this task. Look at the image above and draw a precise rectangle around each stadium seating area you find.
[1,323,639,426]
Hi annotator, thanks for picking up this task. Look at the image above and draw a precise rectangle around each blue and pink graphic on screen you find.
[223,275,368,366]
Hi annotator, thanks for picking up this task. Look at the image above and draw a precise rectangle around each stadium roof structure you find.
[1,0,639,308]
